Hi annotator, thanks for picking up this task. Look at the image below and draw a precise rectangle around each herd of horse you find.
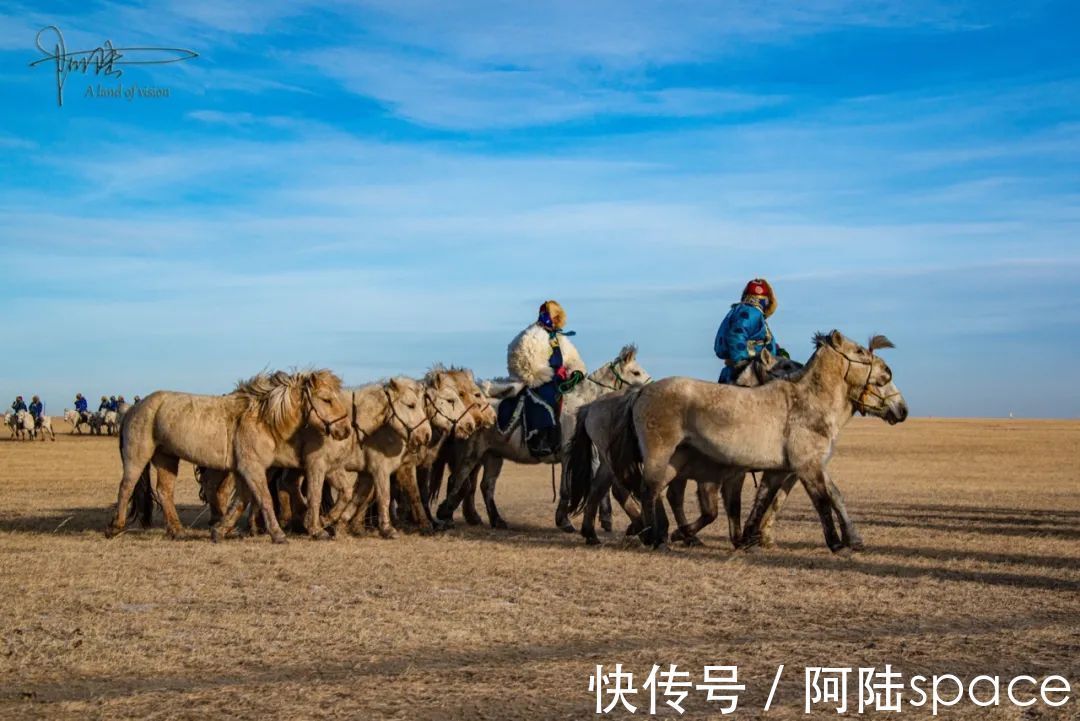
[98,330,906,552]
[3,410,56,441]
[63,407,127,436]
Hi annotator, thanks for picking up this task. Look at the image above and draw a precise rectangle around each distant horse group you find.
[64,403,129,436]
[106,330,907,553]
[4,410,55,441]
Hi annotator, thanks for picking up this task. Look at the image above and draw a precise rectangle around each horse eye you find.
[449,398,456,406]
[633,371,641,376]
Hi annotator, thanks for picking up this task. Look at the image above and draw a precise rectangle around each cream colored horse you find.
[106,369,352,543]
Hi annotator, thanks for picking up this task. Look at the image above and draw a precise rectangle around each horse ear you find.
[388,378,402,394]
[759,347,773,365]
[829,330,843,348]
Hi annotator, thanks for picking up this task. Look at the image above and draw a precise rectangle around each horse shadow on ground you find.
[0,504,210,536]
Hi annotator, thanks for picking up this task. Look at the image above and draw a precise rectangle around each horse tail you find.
[565,408,596,516]
[119,425,154,527]
[606,388,645,497]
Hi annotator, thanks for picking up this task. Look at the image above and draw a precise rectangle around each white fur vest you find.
[507,324,586,388]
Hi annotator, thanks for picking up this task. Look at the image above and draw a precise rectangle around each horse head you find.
[813,330,908,424]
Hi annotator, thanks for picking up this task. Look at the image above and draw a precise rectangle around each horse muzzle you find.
[885,402,909,425]
[329,421,352,440]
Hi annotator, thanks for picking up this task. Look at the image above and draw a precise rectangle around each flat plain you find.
[1,418,1077,719]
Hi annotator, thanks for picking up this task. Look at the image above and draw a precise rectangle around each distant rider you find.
[714,278,788,384]
[28,395,44,428]
[98,395,110,412]
[11,395,27,414]
[74,393,89,421]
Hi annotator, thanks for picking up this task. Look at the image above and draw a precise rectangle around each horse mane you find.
[617,343,638,362]
[811,331,832,348]
[425,364,471,385]
[233,369,341,435]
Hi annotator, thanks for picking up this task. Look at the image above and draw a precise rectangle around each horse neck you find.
[795,349,856,429]
[577,363,618,403]
[354,386,390,436]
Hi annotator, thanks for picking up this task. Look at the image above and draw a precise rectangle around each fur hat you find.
[538,300,567,331]
[742,278,777,318]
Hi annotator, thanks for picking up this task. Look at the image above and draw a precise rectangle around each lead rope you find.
[551,463,557,503]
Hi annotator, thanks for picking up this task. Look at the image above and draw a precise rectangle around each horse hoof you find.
[558,522,576,534]
[848,537,866,552]
[492,519,509,530]
[310,530,332,541]
[271,534,288,545]
[653,543,672,553]
[682,535,704,548]
[210,528,223,543]
[103,525,122,539]
[379,527,398,540]
[464,515,482,527]
[600,521,613,533]
[584,536,602,546]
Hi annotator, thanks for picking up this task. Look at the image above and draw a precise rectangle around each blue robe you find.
[714,301,778,383]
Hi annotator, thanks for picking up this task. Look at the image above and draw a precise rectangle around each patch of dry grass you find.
[1,418,1077,719]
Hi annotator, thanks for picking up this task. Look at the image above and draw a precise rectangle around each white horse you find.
[64,409,92,434]
[34,414,56,441]
[103,410,120,435]
[4,412,21,439]
[14,410,35,441]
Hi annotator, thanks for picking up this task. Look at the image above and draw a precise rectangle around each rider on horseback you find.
[714,278,788,384]
[506,300,586,457]
[74,393,89,421]
[11,396,27,414]
[28,396,44,428]
[98,395,110,412]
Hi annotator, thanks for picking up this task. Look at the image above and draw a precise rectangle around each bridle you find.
[302,386,349,436]
[425,388,483,432]
[821,343,900,416]
[587,361,652,392]
[382,387,428,445]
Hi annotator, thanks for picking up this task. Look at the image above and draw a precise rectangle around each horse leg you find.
[322,469,354,529]
[720,472,744,548]
[151,451,186,539]
[236,464,287,544]
[610,477,643,537]
[598,490,613,533]
[398,464,433,534]
[303,461,332,540]
[554,457,577,533]
[666,477,695,545]
[435,458,476,529]
[106,439,157,537]
[799,470,844,552]
[371,468,397,539]
[479,456,507,529]
[462,464,483,526]
[824,476,864,550]
[738,472,787,550]
[581,464,615,546]
[759,472,798,548]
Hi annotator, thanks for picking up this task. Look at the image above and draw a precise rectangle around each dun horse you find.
[568,332,907,551]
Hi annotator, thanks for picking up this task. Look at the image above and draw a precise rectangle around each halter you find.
[821,343,900,415]
[302,386,349,436]
[383,387,427,445]
[426,391,481,431]
[587,361,652,392]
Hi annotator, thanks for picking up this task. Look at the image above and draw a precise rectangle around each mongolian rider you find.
[11,395,27,414]
[28,395,44,428]
[714,278,788,384]
[98,395,110,412]
[506,300,586,457]
[74,393,89,421]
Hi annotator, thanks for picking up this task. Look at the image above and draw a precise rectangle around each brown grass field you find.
[1,418,1077,720]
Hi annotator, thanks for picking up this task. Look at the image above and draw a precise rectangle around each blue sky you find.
[1,1,1078,418]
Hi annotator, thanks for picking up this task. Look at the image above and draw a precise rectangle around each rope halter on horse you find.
[821,342,900,416]
[302,386,349,436]
[587,361,652,392]
[382,386,427,445]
